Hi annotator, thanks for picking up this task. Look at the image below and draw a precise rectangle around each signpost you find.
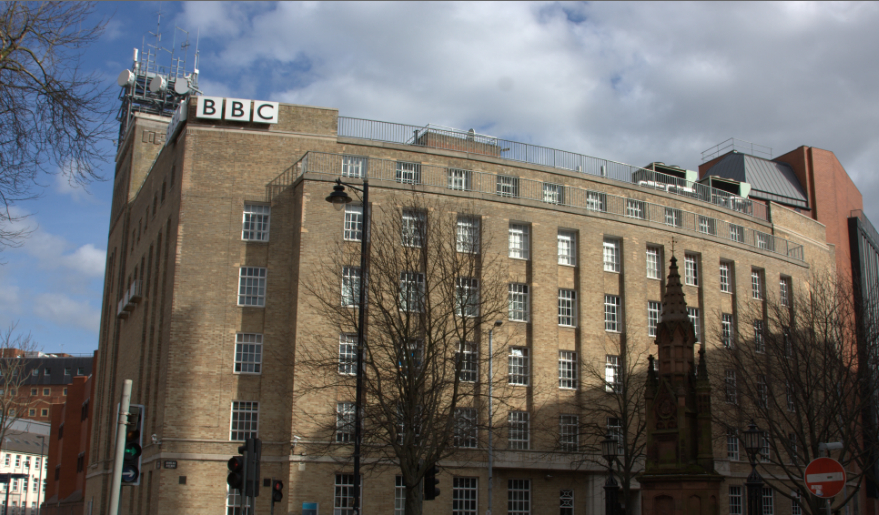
[805,457,846,498]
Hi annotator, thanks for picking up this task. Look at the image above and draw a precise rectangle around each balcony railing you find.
[289,152,803,262]
[116,280,144,319]
[338,117,768,221]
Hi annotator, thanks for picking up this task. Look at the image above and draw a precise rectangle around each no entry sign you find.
[805,457,846,498]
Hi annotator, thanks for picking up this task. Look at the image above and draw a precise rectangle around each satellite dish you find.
[173,78,189,95]
[117,69,135,87]
[149,76,166,93]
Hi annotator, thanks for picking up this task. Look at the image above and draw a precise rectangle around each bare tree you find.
[299,192,510,515]
[713,271,878,515]
[0,1,112,250]
[0,323,39,451]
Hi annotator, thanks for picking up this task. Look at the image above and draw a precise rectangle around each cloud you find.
[32,293,101,333]
[61,244,106,278]
[54,164,99,204]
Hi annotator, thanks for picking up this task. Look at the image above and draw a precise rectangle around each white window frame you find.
[685,254,699,286]
[757,375,768,408]
[453,477,478,515]
[626,199,645,219]
[607,417,624,454]
[508,412,530,450]
[238,267,267,307]
[586,191,606,212]
[791,491,802,515]
[730,224,744,242]
[341,155,366,178]
[729,486,743,515]
[728,428,740,461]
[395,475,405,515]
[722,314,734,348]
[396,161,421,184]
[227,485,253,515]
[457,341,477,382]
[508,347,529,386]
[761,432,771,461]
[508,479,531,515]
[234,333,263,374]
[341,266,361,307]
[646,246,661,279]
[720,262,732,293]
[230,401,259,441]
[454,407,478,448]
[604,295,621,332]
[542,182,565,204]
[780,276,791,307]
[558,230,576,266]
[399,272,425,312]
[508,283,529,322]
[762,487,774,515]
[334,474,361,515]
[336,402,356,443]
[448,168,472,191]
[757,232,772,250]
[242,204,270,242]
[688,307,700,341]
[786,383,796,412]
[559,415,579,452]
[648,301,661,337]
[725,370,737,404]
[343,204,363,242]
[558,289,577,327]
[755,320,765,353]
[558,351,577,389]
[401,210,424,248]
[698,215,716,235]
[496,175,519,198]
[456,277,480,317]
[605,355,621,394]
[664,207,682,227]
[603,239,620,272]
[339,334,357,376]
[752,270,763,300]
[508,223,530,260]
[456,215,480,253]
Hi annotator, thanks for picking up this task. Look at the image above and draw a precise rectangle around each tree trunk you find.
[405,485,422,515]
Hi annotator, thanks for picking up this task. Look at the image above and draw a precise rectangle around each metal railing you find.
[286,152,803,262]
[338,117,769,221]
[701,138,772,163]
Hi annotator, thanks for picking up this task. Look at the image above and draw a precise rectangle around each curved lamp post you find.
[326,178,369,515]
[743,421,764,515]
[602,431,622,515]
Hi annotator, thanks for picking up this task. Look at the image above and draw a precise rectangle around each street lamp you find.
[601,431,621,515]
[486,319,503,515]
[743,421,764,515]
[36,435,45,515]
[325,177,369,515]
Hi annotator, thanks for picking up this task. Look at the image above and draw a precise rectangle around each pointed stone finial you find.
[661,254,689,323]
[697,345,708,380]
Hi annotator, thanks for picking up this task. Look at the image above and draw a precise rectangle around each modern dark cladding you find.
[10,356,95,386]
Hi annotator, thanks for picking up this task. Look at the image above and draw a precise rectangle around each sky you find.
[2,1,878,355]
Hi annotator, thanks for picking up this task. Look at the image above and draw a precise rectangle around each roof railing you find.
[701,138,772,163]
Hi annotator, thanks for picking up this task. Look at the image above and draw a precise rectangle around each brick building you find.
[0,421,50,515]
[81,90,874,515]
[0,354,94,425]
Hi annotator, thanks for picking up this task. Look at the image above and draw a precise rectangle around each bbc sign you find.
[196,97,279,124]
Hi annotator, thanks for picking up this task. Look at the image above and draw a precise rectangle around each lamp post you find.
[326,178,369,515]
[602,431,621,515]
[743,421,764,515]
[36,435,44,515]
[486,319,503,515]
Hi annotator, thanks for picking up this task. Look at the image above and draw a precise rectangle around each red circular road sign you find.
[805,457,846,498]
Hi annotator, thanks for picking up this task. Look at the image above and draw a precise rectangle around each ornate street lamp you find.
[743,421,764,515]
[326,177,369,515]
[602,431,622,515]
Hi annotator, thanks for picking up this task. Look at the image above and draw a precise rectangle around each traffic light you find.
[227,445,246,491]
[245,437,262,497]
[423,464,440,500]
[121,404,144,486]
[271,479,284,505]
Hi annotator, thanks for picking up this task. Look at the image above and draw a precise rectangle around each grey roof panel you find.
[706,152,808,208]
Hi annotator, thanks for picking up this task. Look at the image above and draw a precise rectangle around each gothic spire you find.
[661,255,689,324]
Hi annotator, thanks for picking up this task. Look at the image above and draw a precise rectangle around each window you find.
[560,490,574,515]
[343,205,363,241]
[754,320,765,353]
[558,290,577,327]
[509,223,529,259]
[336,402,356,443]
[341,155,366,178]
[3,455,8,466]
[729,486,743,515]
[648,301,660,337]
[456,216,480,253]
[508,348,529,386]
[727,428,739,461]
[607,417,623,454]
[626,199,645,219]
[508,412,530,450]
[762,487,774,515]
[454,408,478,448]
[15,455,20,467]
[334,474,361,515]
[603,239,620,272]
[605,355,621,393]
[31,388,37,396]
[729,224,744,242]
[720,262,732,293]
[453,477,478,515]
[722,314,735,348]
[752,270,763,300]
[646,246,661,279]
[508,480,531,515]
[543,182,565,204]
[789,432,798,464]
[401,210,425,247]
[688,307,700,341]
[757,375,768,408]
[761,431,770,461]
[783,327,792,357]
[780,277,791,307]
[725,370,737,404]
[559,415,579,452]
[398,339,424,374]
[496,175,519,198]
[238,267,267,307]
[557,230,576,265]
[230,401,258,441]
[396,161,421,184]
[756,232,772,250]
[338,334,357,375]
[242,204,270,241]
[399,272,425,312]
[791,492,802,515]
[64,368,71,375]
[448,168,472,191]
[508,284,529,322]
[341,266,361,307]
[28,408,35,416]
[394,476,405,515]
[43,388,49,396]
[31,369,38,377]
[457,341,477,382]
[664,207,682,227]
[41,409,48,417]
[684,254,698,286]
[604,295,620,332]
[558,351,577,389]
[698,216,716,235]
[234,333,263,374]
[786,383,796,412]
[586,191,606,212]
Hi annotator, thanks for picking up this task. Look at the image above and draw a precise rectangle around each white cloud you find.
[32,293,101,333]
[54,164,99,204]
[0,285,22,316]
[61,244,106,278]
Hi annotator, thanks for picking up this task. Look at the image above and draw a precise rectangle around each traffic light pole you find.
[109,379,133,515]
